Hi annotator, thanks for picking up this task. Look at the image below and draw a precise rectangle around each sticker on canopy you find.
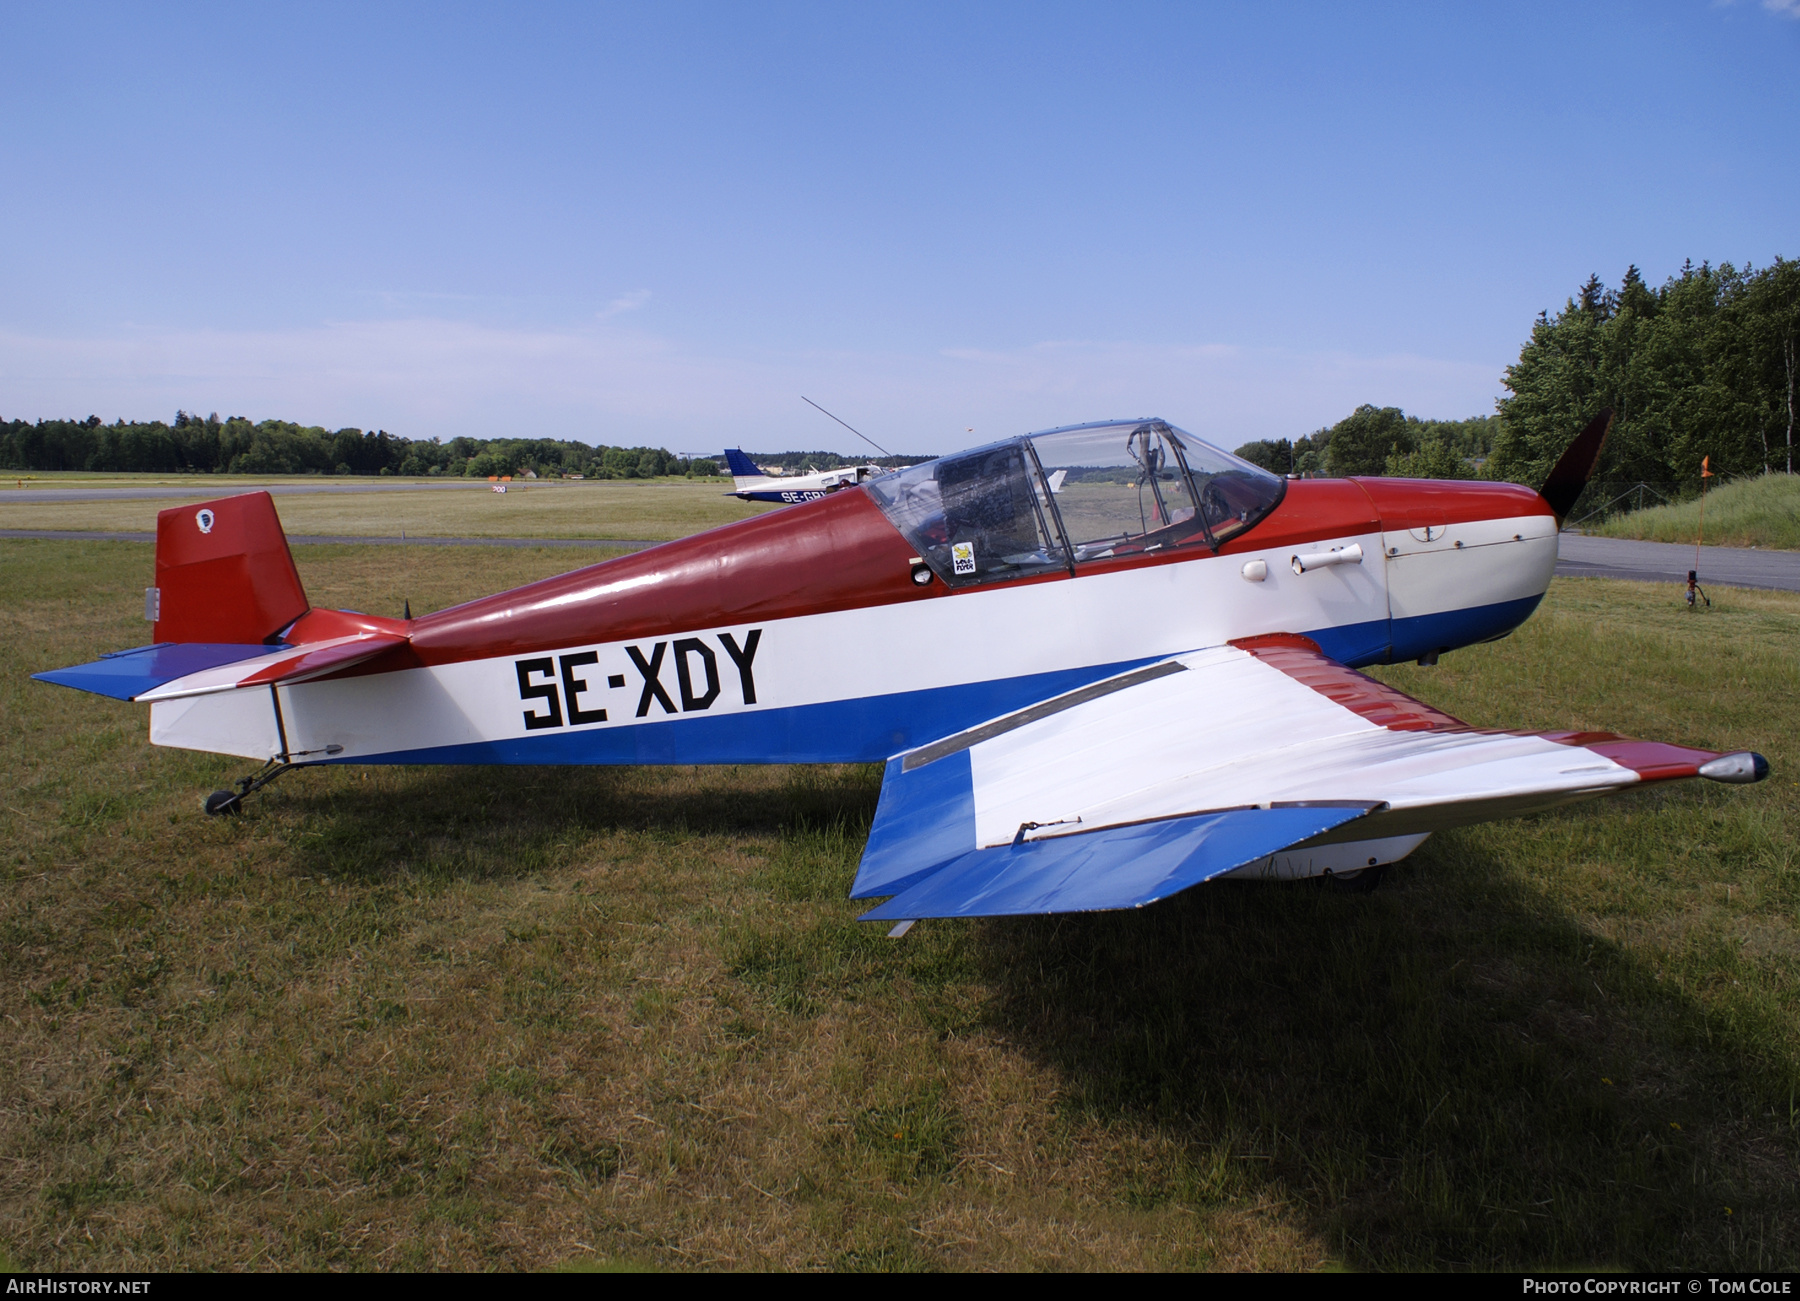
[196,509,215,534]
[951,541,976,575]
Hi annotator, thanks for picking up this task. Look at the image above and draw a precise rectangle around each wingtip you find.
[1699,751,1770,784]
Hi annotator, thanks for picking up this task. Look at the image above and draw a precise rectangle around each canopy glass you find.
[868,420,1285,587]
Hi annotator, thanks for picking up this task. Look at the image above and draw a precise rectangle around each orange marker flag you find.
[1701,456,1714,478]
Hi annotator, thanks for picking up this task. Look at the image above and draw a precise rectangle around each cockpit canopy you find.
[867,419,1286,587]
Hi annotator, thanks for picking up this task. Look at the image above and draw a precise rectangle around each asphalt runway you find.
[6,528,1798,592]
[1554,533,1800,593]
[0,529,658,550]
[2,480,507,503]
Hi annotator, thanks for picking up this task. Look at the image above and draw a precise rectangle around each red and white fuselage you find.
[143,474,1556,767]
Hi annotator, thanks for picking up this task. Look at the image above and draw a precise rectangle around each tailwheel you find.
[202,758,299,816]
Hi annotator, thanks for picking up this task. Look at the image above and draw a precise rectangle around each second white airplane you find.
[722,448,888,503]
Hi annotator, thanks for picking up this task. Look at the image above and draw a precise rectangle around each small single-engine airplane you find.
[34,412,1768,929]
[722,447,888,503]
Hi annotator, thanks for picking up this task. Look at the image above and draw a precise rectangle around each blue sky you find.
[1,2,1795,454]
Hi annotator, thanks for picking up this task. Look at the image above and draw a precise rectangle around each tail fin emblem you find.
[196,509,215,534]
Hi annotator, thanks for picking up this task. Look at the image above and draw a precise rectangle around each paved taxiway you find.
[5,527,1799,591]
[0,529,658,550]
[1553,533,1800,593]
[1,479,501,504]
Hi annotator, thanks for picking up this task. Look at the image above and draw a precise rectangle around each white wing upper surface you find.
[851,635,1727,920]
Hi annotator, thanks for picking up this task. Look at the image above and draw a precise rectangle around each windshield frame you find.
[1025,418,1288,553]
[1019,436,1078,571]
[1032,419,1213,560]
[866,419,1286,588]
[1025,418,1289,561]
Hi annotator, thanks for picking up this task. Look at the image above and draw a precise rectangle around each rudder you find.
[722,448,763,481]
[152,492,309,644]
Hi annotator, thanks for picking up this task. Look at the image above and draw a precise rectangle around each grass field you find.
[1594,474,1800,551]
[0,477,773,542]
[4,539,1800,1270]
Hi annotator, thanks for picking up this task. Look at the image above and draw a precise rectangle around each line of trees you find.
[1237,259,1798,488]
[0,412,721,480]
[1236,412,1499,479]
[1485,260,1798,487]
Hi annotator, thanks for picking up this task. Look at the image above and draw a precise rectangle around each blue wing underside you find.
[849,743,1381,921]
[854,787,1378,921]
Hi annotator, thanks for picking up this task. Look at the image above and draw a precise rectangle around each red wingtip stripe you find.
[1230,634,1469,732]
[1539,732,1719,782]
[1231,637,1724,781]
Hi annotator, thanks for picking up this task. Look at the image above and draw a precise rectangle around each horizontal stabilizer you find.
[33,643,284,702]
[857,802,1378,921]
[135,632,409,701]
[33,632,408,703]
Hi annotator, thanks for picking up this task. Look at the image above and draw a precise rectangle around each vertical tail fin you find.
[152,492,309,644]
[722,448,765,489]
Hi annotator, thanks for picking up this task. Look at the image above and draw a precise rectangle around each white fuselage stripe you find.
[148,518,1556,763]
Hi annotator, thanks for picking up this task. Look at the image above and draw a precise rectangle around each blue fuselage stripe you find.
[1388,594,1542,661]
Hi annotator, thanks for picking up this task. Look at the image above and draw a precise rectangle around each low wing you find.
[34,633,407,703]
[852,634,1764,922]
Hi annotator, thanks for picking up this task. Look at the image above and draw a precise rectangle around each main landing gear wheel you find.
[203,790,242,817]
[1324,864,1387,894]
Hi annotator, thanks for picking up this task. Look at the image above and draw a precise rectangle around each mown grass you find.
[2,540,1799,1270]
[1594,473,1800,550]
[0,477,774,541]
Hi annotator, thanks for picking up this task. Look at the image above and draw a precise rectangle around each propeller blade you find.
[1538,408,1614,526]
